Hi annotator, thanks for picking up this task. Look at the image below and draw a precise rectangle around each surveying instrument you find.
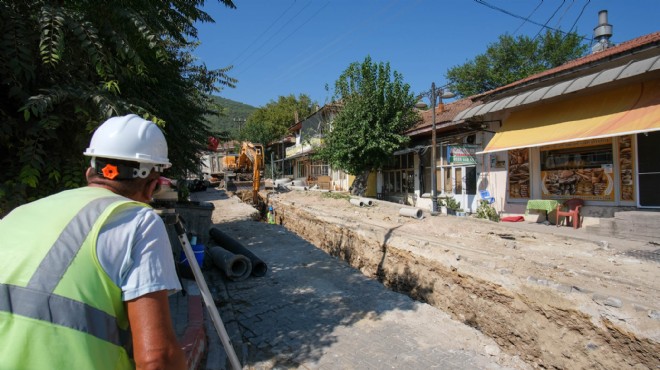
[152,179,241,370]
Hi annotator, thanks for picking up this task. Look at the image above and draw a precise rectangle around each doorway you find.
[637,131,660,207]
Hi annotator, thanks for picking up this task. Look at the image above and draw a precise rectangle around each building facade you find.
[271,103,351,191]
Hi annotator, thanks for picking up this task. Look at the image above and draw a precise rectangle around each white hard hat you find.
[84,114,171,178]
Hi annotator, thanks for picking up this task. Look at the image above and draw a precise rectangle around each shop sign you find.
[448,145,478,164]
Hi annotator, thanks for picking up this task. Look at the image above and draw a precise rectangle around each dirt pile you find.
[266,189,659,369]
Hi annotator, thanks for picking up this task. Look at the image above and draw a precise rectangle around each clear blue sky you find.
[194,0,660,108]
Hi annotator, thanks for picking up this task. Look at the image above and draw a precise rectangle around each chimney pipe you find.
[592,10,614,53]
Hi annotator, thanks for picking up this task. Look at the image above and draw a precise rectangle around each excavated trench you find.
[268,198,659,370]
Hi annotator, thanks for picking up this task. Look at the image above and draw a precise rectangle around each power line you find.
[236,1,331,77]
[274,0,400,84]
[474,0,590,41]
[228,0,298,67]
[271,0,423,98]
[564,0,590,42]
[513,1,543,35]
[554,0,575,29]
[233,1,313,75]
[532,0,565,41]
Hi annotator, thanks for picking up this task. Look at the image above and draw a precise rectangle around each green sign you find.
[447,145,478,164]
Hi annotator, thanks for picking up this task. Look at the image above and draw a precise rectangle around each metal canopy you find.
[393,145,427,156]
[453,55,660,122]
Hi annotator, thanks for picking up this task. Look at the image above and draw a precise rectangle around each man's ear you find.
[145,176,159,198]
[85,167,96,183]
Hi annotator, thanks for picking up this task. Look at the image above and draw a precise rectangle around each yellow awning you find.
[480,79,660,153]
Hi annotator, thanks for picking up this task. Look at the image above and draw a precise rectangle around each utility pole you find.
[233,118,246,133]
[416,83,455,215]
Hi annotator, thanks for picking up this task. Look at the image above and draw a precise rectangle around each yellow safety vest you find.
[0,187,144,370]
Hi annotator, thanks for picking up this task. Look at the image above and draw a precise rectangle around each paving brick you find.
[198,221,529,370]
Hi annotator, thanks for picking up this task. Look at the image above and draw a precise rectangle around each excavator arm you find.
[233,142,264,203]
[251,145,263,201]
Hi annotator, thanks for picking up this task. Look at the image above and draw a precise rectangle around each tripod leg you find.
[174,219,242,370]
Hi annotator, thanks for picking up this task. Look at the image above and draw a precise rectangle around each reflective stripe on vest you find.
[0,283,129,346]
[0,195,129,346]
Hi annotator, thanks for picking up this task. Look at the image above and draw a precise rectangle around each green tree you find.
[316,56,418,177]
[0,0,237,216]
[239,94,316,145]
[446,30,588,97]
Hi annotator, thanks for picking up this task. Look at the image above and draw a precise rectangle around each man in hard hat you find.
[0,114,186,369]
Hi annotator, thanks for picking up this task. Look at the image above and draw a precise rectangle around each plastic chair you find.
[479,189,495,204]
[556,198,584,229]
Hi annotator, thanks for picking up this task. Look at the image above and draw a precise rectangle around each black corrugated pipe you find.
[209,227,268,277]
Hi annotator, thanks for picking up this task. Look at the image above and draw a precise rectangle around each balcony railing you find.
[285,137,323,158]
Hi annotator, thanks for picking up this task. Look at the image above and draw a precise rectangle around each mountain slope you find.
[206,95,257,139]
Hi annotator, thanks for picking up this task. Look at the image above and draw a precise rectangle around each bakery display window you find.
[540,138,614,200]
[508,148,530,199]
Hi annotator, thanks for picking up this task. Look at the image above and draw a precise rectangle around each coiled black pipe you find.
[209,227,268,277]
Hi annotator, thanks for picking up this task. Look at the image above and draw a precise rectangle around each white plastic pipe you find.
[349,198,364,207]
[274,178,292,186]
[358,197,374,206]
[399,207,423,219]
[308,188,330,192]
[287,185,308,191]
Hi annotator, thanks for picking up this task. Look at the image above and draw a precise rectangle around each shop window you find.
[421,149,431,194]
[508,148,530,199]
[455,167,462,193]
[440,167,453,194]
[539,139,614,200]
[402,170,415,193]
[310,160,328,177]
[618,135,635,202]
[383,152,414,194]
[465,166,476,195]
[638,132,660,206]
[296,161,307,178]
[394,171,400,192]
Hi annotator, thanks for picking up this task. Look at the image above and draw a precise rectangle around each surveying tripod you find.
[155,207,242,370]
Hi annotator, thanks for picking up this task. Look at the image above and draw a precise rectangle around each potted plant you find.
[444,197,461,216]
[475,200,500,222]
[437,197,448,215]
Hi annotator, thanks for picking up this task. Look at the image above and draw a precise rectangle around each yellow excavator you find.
[222,142,264,202]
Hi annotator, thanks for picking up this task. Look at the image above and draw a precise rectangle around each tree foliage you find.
[446,30,588,97]
[316,56,418,175]
[239,94,316,146]
[0,0,237,216]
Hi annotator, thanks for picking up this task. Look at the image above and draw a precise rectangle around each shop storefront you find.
[380,151,415,204]
[506,136,638,204]
[421,140,479,212]
[481,79,660,210]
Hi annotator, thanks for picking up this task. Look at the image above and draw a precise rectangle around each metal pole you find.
[271,151,274,180]
[430,82,438,215]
